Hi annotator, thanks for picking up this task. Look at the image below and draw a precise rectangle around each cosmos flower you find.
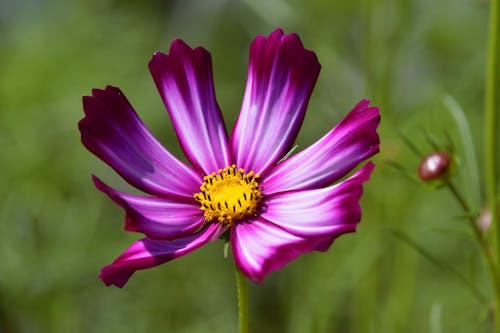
[79,29,380,287]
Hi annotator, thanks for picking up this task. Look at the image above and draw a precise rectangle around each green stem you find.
[236,268,250,333]
[486,0,500,259]
[447,182,499,282]
[446,181,500,328]
[485,0,500,328]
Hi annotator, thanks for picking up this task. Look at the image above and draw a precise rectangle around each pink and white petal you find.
[93,176,204,240]
[261,163,374,237]
[263,100,380,194]
[100,223,224,288]
[149,40,230,175]
[231,218,333,283]
[231,29,321,174]
[79,86,202,199]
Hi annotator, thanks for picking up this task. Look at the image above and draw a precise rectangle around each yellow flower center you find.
[194,165,262,227]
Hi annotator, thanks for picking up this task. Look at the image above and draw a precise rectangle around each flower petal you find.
[79,86,202,198]
[149,40,230,175]
[261,162,374,237]
[231,218,332,283]
[263,100,380,194]
[100,223,224,288]
[231,29,321,174]
[93,176,204,240]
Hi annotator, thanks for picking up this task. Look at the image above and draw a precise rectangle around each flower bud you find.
[477,208,492,233]
[418,151,452,181]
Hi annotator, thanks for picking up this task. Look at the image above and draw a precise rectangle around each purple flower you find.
[79,29,380,287]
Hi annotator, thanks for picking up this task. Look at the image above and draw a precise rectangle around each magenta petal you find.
[261,163,374,237]
[93,176,204,240]
[100,223,224,288]
[79,86,202,198]
[149,40,230,175]
[231,218,332,283]
[231,29,321,174]
[263,100,380,194]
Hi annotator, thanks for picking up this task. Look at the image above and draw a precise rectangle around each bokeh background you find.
[0,0,494,332]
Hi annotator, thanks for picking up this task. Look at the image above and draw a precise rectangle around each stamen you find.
[194,165,262,227]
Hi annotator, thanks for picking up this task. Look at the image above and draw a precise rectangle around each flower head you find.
[79,29,380,287]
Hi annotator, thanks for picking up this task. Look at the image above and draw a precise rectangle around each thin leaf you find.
[385,160,420,184]
[399,131,424,157]
[443,95,481,208]
[390,230,487,305]
[278,144,299,163]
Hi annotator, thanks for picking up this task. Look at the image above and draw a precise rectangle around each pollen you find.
[194,165,262,227]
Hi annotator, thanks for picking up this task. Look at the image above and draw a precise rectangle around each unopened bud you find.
[418,151,452,181]
[477,208,492,233]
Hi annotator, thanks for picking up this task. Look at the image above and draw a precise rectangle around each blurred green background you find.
[0,0,494,332]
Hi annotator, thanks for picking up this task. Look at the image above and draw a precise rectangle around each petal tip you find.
[99,266,131,288]
[170,38,192,52]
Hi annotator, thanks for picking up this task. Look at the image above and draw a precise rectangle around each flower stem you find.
[485,0,500,328]
[446,181,499,283]
[236,268,250,333]
[446,181,500,328]
[486,0,500,259]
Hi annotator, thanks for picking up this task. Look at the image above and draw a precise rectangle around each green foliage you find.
[0,0,493,332]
